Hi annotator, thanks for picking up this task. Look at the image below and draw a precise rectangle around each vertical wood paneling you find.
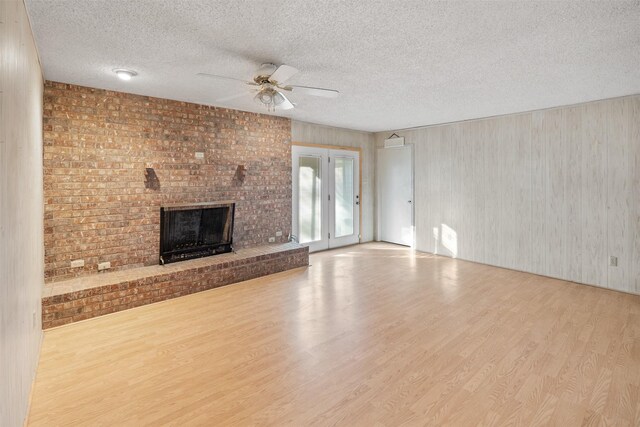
[422,127,442,253]
[439,126,454,257]
[581,101,608,287]
[483,117,501,266]
[450,125,464,257]
[544,108,566,279]
[632,97,640,294]
[606,98,629,291]
[564,107,583,282]
[291,121,375,242]
[500,116,518,270]
[375,95,640,294]
[471,120,486,264]
[459,121,476,261]
[514,114,532,272]
[0,0,44,425]
[530,111,548,276]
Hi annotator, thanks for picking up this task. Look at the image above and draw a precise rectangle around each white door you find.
[377,145,413,246]
[292,145,360,252]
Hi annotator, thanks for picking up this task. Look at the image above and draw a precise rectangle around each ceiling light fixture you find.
[198,63,334,112]
[113,69,137,81]
[254,87,281,111]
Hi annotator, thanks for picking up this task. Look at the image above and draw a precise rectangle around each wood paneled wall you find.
[375,95,640,294]
[291,121,375,242]
[0,0,44,425]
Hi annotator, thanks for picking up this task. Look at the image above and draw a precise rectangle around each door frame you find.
[292,142,363,248]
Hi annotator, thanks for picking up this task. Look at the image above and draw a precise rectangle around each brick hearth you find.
[42,243,308,329]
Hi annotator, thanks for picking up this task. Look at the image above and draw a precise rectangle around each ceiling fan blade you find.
[197,73,257,85]
[268,64,299,85]
[215,92,250,103]
[288,85,339,98]
[275,91,295,110]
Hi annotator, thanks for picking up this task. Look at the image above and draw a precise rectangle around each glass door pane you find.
[334,157,354,238]
[298,156,322,243]
[292,145,358,252]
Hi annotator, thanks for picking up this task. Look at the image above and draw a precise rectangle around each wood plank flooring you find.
[28,243,640,426]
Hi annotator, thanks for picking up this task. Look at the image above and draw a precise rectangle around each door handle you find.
[408,200,412,203]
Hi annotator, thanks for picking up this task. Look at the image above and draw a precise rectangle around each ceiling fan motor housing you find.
[254,63,277,84]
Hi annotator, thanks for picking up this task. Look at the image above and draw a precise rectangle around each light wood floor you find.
[29,243,640,426]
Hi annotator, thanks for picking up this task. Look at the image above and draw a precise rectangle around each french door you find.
[292,145,360,252]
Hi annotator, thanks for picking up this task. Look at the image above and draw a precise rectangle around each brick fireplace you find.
[42,82,308,327]
[44,82,294,281]
[160,202,235,264]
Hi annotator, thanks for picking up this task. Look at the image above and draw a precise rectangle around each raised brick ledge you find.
[42,243,308,329]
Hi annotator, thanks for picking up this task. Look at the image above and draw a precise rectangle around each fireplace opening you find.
[160,202,235,264]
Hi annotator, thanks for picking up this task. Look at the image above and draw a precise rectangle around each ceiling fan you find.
[197,63,339,111]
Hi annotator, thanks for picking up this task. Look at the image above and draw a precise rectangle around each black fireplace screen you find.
[159,202,234,264]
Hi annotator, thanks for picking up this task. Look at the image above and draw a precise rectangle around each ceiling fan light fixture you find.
[255,87,291,111]
[272,91,285,106]
[256,89,274,105]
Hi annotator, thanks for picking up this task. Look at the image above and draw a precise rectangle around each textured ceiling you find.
[25,0,640,132]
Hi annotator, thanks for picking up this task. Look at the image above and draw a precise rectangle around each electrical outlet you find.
[609,256,618,267]
[275,231,282,237]
[195,152,205,159]
[98,261,111,271]
[268,237,275,243]
[70,259,85,268]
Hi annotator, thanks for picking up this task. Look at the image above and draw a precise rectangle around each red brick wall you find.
[43,82,292,282]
